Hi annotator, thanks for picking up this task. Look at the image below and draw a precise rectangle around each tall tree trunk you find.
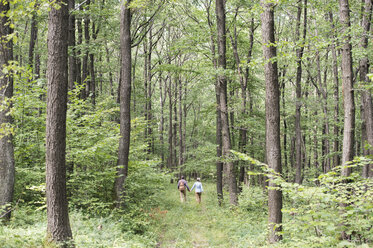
[0,0,15,221]
[68,0,76,91]
[82,0,90,99]
[216,0,237,205]
[294,0,307,184]
[329,12,341,168]
[45,0,73,243]
[89,21,98,105]
[261,1,282,242]
[167,74,173,169]
[76,14,83,98]
[105,44,114,97]
[339,0,355,176]
[159,74,165,168]
[173,77,178,167]
[206,1,223,205]
[114,0,131,207]
[359,0,373,178]
[178,76,183,166]
[28,2,39,74]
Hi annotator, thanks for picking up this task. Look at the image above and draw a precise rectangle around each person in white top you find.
[190,178,204,204]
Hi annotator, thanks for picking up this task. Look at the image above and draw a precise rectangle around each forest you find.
[0,0,372,247]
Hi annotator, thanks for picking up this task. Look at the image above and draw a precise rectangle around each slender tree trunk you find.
[261,1,283,242]
[159,74,165,168]
[89,21,97,105]
[0,0,15,222]
[76,14,83,98]
[339,0,355,176]
[329,12,341,168]
[359,0,373,178]
[168,74,173,169]
[294,0,307,184]
[82,0,90,98]
[45,0,73,244]
[206,1,223,204]
[216,0,237,205]
[173,77,178,167]
[115,0,131,207]
[178,76,183,166]
[105,44,114,97]
[28,2,39,74]
[68,0,76,91]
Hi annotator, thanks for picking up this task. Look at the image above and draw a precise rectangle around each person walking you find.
[190,178,203,204]
[177,176,190,202]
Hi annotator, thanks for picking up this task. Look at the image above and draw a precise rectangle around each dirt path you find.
[153,182,235,248]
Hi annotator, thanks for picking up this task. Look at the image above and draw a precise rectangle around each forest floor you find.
[151,182,267,248]
[0,182,269,248]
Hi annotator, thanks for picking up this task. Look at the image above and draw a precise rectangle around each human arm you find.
[185,180,190,191]
[191,183,196,192]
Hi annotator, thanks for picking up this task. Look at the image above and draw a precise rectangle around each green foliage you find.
[117,163,169,235]
[238,186,267,212]
[233,151,373,247]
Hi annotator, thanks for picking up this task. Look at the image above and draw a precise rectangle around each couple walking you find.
[177,176,203,203]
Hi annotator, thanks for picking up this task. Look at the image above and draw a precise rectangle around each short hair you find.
[181,176,184,179]
[197,178,200,181]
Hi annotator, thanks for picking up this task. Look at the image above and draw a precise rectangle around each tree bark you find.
[82,0,90,99]
[76,13,83,98]
[68,0,76,91]
[28,2,39,74]
[339,0,355,177]
[114,0,132,207]
[261,1,283,242]
[294,0,307,184]
[0,0,15,222]
[359,0,373,178]
[205,0,223,205]
[45,0,73,244]
[216,0,237,205]
[328,12,341,168]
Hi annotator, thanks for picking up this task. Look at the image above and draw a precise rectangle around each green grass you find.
[151,182,268,247]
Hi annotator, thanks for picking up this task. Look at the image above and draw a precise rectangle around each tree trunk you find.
[28,3,39,73]
[159,73,166,168]
[82,0,90,99]
[178,76,183,166]
[68,0,76,91]
[328,12,341,168]
[105,44,114,97]
[216,0,237,205]
[89,21,98,105]
[294,0,307,184]
[0,0,15,221]
[339,0,355,176]
[261,1,283,242]
[114,0,132,207]
[206,1,223,205]
[167,73,173,169]
[45,0,73,244]
[76,14,83,98]
[359,0,373,178]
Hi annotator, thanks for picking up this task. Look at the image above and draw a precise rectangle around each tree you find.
[339,0,355,177]
[0,0,15,221]
[216,0,237,205]
[261,0,282,242]
[359,0,373,178]
[45,0,73,244]
[114,0,132,207]
[294,0,307,184]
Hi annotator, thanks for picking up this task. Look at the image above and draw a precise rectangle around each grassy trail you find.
[152,182,266,248]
